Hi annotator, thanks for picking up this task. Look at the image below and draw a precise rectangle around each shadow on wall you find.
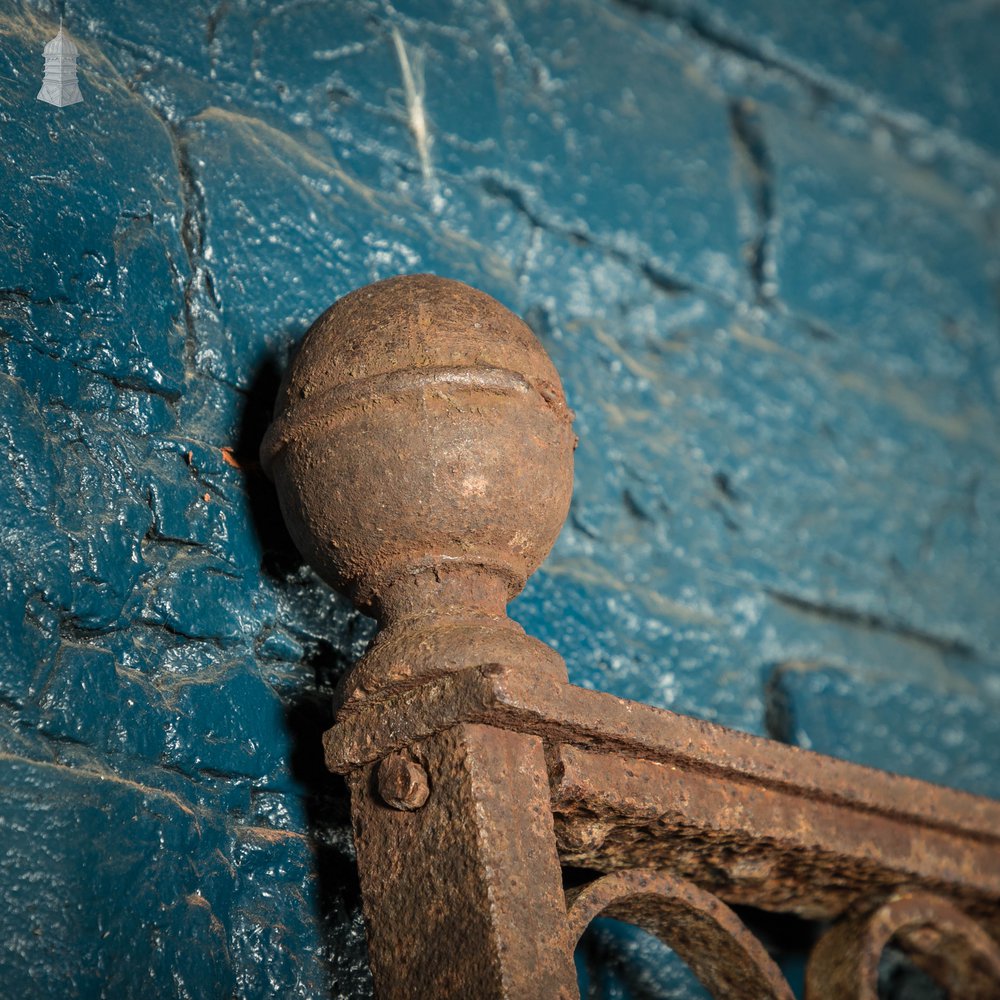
[237,354,299,582]
[237,348,373,992]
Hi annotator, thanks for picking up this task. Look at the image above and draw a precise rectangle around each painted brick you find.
[769,663,1000,799]
[629,0,1000,157]
[1,0,998,997]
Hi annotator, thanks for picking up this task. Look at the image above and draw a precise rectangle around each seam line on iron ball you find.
[260,364,574,470]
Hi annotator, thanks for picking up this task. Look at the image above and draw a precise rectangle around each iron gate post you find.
[262,274,1000,999]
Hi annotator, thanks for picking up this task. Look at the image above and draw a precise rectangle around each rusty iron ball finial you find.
[261,274,576,706]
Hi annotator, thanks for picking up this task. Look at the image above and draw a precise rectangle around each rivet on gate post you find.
[377,754,430,811]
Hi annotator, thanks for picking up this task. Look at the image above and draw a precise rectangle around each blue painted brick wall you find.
[1,1,998,997]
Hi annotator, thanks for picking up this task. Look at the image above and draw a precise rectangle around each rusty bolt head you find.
[377,754,430,811]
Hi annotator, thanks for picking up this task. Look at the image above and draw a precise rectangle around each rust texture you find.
[550,743,1000,928]
[805,890,1000,999]
[348,723,578,999]
[263,275,1000,998]
[323,660,1000,838]
[260,273,576,708]
[376,754,430,811]
[323,664,1000,869]
[566,869,794,999]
